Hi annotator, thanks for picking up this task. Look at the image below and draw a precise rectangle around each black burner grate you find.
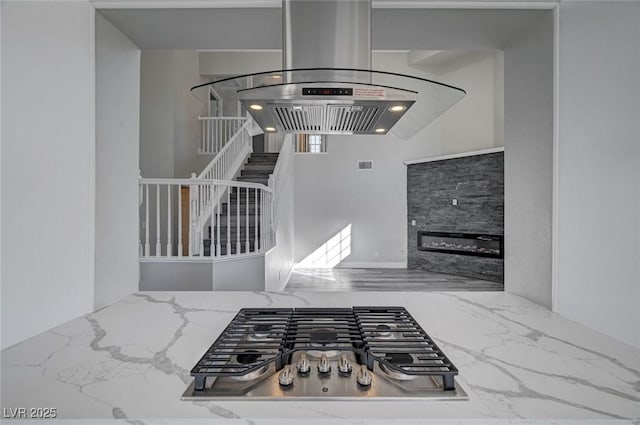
[190,306,458,391]
[353,307,458,390]
[280,308,366,365]
[190,308,292,390]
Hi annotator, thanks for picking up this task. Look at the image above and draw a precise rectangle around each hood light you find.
[265,126,276,132]
[250,104,263,111]
[375,128,386,133]
[389,105,406,112]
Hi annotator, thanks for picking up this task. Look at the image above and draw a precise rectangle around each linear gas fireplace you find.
[417,231,503,259]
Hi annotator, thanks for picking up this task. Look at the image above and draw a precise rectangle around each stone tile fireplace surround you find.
[407,150,504,283]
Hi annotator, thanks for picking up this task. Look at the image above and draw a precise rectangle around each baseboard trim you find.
[336,262,407,269]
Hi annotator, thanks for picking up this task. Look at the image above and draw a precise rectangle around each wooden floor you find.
[285,268,504,292]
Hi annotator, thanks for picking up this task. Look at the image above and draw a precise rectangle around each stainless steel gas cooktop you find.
[182,307,468,400]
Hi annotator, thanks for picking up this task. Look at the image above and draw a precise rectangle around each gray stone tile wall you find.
[407,152,504,283]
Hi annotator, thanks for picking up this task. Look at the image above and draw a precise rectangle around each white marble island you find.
[1,291,639,424]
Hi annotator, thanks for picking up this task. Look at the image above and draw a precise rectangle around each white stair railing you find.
[190,119,253,253]
[139,178,273,260]
[199,117,248,154]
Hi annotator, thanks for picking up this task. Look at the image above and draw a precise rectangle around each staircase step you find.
[248,156,278,163]
[242,166,274,172]
[250,153,279,157]
[243,163,276,171]
[241,171,273,178]
[226,195,263,206]
[237,176,269,185]
[210,215,260,227]
[241,167,273,174]
[207,223,261,234]
[220,203,259,213]
[220,203,261,214]
[226,197,262,206]
[207,233,262,243]
[211,230,261,241]
[247,160,278,166]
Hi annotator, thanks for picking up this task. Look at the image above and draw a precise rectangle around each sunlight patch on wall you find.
[297,224,352,268]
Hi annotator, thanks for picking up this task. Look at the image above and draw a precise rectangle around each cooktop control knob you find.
[296,353,310,374]
[356,365,372,387]
[338,354,352,374]
[278,365,294,387]
[317,354,331,374]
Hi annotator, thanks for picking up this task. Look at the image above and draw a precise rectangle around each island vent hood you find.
[191,0,466,139]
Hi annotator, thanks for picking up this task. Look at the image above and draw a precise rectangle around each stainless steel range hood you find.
[283,0,372,71]
[191,0,466,139]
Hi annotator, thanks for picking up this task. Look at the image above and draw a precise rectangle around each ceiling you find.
[98,7,548,51]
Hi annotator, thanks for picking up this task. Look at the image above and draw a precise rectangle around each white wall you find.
[265,138,295,291]
[199,51,282,76]
[0,2,4,349]
[139,50,208,179]
[139,51,175,178]
[556,1,640,349]
[212,256,265,291]
[172,50,209,178]
[439,53,501,152]
[293,52,502,267]
[1,2,95,349]
[503,12,554,308]
[493,51,505,146]
[95,13,140,309]
[140,262,212,291]
[294,129,439,266]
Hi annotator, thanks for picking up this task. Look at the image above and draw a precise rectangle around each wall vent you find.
[357,160,373,171]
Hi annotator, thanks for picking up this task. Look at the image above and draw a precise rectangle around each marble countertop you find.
[1,291,639,425]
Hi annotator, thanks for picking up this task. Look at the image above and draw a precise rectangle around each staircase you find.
[203,152,279,256]
[237,153,280,186]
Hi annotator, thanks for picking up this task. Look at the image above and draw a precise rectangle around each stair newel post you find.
[245,185,250,253]
[144,184,150,257]
[236,184,241,254]
[254,188,259,251]
[177,183,183,257]
[226,186,231,254]
[155,184,161,257]
[138,171,143,258]
[189,173,199,257]
[209,182,215,257]
[264,190,271,248]
[166,185,172,257]
[216,184,221,258]
[198,182,204,256]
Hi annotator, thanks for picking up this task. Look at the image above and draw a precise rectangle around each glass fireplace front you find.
[417,231,503,259]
